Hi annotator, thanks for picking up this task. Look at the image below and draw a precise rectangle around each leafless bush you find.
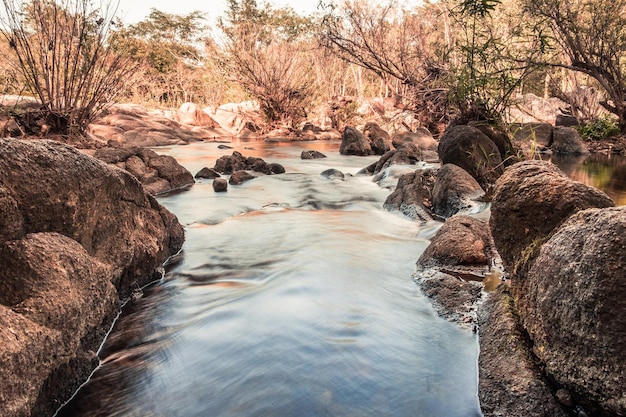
[319,0,452,126]
[0,0,138,134]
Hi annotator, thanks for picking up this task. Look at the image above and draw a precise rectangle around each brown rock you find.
[392,127,437,150]
[522,207,626,416]
[229,170,255,185]
[213,178,228,192]
[468,121,520,165]
[551,126,589,155]
[489,160,614,277]
[0,139,184,417]
[383,169,435,221]
[371,143,423,175]
[214,151,248,174]
[363,122,391,155]
[93,147,194,195]
[478,287,569,417]
[339,126,373,156]
[509,122,553,149]
[146,154,195,191]
[432,164,485,218]
[301,150,327,160]
[195,167,221,179]
[177,102,217,127]
[438,125,504,188]
[418,215,496,268]
[414,216,496,326]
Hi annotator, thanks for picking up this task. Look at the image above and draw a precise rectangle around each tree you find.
[524,0,626,130]
[0,0,138,134]
[449,0,546,124]
[114,9,211,106]
[320,0,452,129]
[216,0,317,127]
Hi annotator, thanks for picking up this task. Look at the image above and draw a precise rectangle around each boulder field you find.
[382,123,624,417]
[0,139,184,417]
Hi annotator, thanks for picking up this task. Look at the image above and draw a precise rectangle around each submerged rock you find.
[301,150,327,159]
[320,169,345,180]
[0,139,183,417]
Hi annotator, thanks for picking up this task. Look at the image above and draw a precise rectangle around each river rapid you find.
[57,140,485,417]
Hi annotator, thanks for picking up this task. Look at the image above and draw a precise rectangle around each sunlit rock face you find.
[489,160,614,279]
[0,139,184,417]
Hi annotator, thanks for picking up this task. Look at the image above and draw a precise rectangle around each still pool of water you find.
[57,140,483,417]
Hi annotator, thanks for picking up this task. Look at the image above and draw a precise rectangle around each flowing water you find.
[57,140,483,417]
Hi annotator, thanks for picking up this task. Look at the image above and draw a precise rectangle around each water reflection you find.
[550,153,626,205]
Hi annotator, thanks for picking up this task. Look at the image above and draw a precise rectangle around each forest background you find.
[0,0,624,140]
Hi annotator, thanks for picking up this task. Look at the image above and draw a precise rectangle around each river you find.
[57,140,483,417]
[56,140,626,417]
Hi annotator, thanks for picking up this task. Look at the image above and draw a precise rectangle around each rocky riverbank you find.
[353,119,625,416]
[0,139,184,417]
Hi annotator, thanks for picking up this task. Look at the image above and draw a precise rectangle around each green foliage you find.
[112,9,212,106]
[449,0,542,124]
[576,115,620,141]
[459,0,501,17]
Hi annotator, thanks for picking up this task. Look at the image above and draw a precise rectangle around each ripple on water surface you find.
[57,141,482,417]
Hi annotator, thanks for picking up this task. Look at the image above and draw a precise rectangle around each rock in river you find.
[0,139,184,417]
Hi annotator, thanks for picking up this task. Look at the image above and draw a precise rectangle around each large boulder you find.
[551,126,589,155]
[509,122,553,152]
[478,287,569,417]
[363,122,391,155]
[93,147,195,196]
[432,164,485,218]
[468,121,520,166]
[89,104,212,148]
[415,216,496,327]
[339,126,373,156]
[383,169,435,221]
[438,125,504,188]
[0,139,184,417]
[177,102,217,127]
[520,207,626,416]
[489,160,614,278]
